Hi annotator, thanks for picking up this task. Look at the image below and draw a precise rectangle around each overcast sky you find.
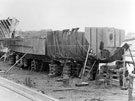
[0,0,135,33]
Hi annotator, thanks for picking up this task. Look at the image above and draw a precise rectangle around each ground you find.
[0,61,129,101]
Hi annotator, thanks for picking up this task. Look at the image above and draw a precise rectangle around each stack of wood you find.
[48,64,59,77]
[71,64,81,77]
[49,63,63,77]
[96,65,112,87]
[62,62,71,86]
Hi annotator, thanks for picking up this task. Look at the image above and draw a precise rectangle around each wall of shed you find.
[4,38,46,55]
[85,27,125,57]
[47,31,88,60]
[3,27,125,62]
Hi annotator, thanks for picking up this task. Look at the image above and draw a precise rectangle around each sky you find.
[0,0,135,34]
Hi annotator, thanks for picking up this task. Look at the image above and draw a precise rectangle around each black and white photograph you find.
[0,0,135,101]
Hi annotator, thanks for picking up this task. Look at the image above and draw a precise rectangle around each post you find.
[129,47,135,73]
[123,48,126,88]
[128,74,135,101]
[62,62,71,87]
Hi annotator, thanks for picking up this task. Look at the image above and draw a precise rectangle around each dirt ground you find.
[0,61,128,101]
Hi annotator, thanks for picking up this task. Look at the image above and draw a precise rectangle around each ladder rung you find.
[85,66,90,68]
[85,69,90,72]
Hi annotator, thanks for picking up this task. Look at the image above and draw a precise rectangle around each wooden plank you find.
[61,31,65,57]
[91,27,97,54]
[83,27,91,58]
[47,31,53,57]
[51,31,54,57]
[73,31,77,56]
[76,32,79,57]
[57,31,63,57]
[103,27,115,51]
[70,31,76,57]
[75,31,78,56]
[120,30,125,44]
[77,32,84,56]
[77,32,86,57]
[54,31,58,57]
[46,31,50,56]
[96,27,103,57]
[67,32,70,57]
[69,31,73,57]
[69,31,72,57]
[54,31,57,57]
[52,31,56,56]
[80,32,85,56]
[63,31,68,57]
[58,31,63,57]
[84,27,91,44]
[115,29,120,47]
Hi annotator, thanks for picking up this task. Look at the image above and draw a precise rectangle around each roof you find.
[0,17,19,38]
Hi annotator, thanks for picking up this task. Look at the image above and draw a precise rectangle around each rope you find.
[55,37,64,58]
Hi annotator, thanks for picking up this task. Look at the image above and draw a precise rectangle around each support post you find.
[122,48,126,88]
[128,74,135,101]
[129,47,135,73]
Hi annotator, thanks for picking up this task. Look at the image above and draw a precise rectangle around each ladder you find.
[79,45,96,81]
